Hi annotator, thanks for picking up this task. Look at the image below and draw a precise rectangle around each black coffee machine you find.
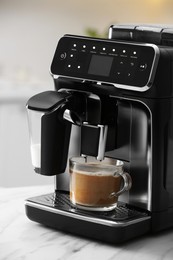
[25,24,173,243]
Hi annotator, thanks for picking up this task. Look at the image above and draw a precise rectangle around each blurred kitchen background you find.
[0,0,173,187]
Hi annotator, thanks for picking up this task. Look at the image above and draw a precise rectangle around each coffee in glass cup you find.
[69,157,132,211]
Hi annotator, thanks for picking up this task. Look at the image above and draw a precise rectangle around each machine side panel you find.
[106,99,151,211]
[129,102,151,210]
[165,100,173,206]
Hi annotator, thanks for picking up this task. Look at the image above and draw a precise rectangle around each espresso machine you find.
[25,24,173,243]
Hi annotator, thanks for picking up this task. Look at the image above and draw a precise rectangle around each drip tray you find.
[26,191,150,226]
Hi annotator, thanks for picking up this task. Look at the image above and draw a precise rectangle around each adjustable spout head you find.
[81,123,108,161]
[80,94,117,161]
[63,92,108,161]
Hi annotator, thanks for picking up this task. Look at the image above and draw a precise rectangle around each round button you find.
[139,63,147,71]
[60,52,67,60]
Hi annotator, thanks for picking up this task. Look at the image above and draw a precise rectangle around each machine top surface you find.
[109,24,173,46]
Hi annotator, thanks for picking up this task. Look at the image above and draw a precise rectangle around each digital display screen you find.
[88,55,113,77]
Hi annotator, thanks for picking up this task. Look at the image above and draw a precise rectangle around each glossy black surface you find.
[51,35,156,88]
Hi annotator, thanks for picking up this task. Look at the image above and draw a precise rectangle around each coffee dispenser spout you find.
[80,123,108,161]
[97,124,108,161]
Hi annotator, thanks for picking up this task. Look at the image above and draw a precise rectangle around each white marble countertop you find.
[0,185,173,260]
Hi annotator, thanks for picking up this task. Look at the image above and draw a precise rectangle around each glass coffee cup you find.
[69,156,132,211]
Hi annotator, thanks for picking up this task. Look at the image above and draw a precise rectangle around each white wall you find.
[0,0,173,187]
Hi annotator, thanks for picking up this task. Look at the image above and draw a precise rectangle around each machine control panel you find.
[51,35,160,91]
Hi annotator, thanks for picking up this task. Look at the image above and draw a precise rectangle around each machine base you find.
[25,191,151,243]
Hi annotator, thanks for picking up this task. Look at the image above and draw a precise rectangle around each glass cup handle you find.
[110,172,132,198]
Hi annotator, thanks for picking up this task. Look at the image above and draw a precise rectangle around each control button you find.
[120,49,128,57]
[119,59,128,67]
[77,65,81,69]
[69,53,77,59]
[115,71,125,80]
[126,71,134,80]
[83,45,86,49]
[130,51,137,58]
[139,63,147,71]
[60,52,67,60]
[102,47,106,51]
[73,44,77,47]
[130,62,135,67]
[67,64,72,71]
[92,46,96,50]
[112,48,115,52]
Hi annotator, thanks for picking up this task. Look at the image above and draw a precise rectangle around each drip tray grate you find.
[27,191,150,223]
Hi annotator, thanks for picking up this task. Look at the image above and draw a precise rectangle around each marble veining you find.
[0,185,173,260]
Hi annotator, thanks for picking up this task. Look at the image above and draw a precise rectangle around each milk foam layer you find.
[31,144,40,168]
[71,169,117,177]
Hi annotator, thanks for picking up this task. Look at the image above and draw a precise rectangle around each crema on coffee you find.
[70,169,122,207]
